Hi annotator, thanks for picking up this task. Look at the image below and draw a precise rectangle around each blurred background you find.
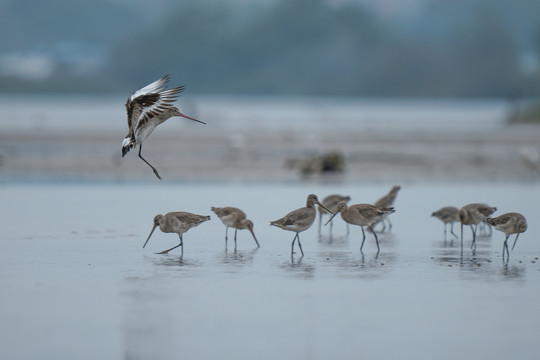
[2,0,540,97]
[1,0,539,182]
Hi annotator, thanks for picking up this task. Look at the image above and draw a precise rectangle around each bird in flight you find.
[121,75,205,180]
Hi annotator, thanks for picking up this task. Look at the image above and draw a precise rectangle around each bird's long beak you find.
[176,111,206,124]
[324,209,340,226]
[317,201,333,215]
[512,233,520,250]
[143,224,158,248]
[249,229,260,248]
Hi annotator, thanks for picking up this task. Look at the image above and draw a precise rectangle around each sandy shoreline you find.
[1,124,539,183]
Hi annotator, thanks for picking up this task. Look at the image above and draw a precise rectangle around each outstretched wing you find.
[129,75,170,103]
[125,75,169,128]
[132,87,184,132]
[124,75,184,133]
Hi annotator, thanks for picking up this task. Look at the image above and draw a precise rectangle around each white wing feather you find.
[128,75,170,103]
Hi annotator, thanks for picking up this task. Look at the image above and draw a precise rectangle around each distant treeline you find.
[1,0,540,97]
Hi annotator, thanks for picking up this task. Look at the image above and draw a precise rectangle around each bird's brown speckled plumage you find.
[211,206,259,249]
[143,211,210,256]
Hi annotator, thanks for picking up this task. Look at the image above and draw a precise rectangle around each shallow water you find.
[1,182,539,359]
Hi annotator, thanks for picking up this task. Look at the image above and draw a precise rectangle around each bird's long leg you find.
[380,220,387,233]
[486,223,492,237]
[443,223,448,241]
[460,223,464,248]
[369,225,380,253]
[224,227,229,251]
[234,228,238,253]
[291,233,298,256]
[450,223,458,238]
[156,235,183,255]
[180,235,184,258]
[138,144,162,180]
[470,225,477,250]
[502,235,510,262]
[296,234,304,257]
[511,233,520,251]
[460,223,464,257]
[360,226,366,251]
[477,222,484,237]
[388,218,393,231]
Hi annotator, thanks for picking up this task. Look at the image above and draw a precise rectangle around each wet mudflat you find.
[1,182,539,359]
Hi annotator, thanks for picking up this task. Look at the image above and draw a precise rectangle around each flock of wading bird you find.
[121,76,528,263]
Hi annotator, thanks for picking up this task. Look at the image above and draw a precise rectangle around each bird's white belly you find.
[281,224,310,232]
[135,119,160,144]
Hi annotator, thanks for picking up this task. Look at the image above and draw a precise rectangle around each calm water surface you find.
[1,183,539,359]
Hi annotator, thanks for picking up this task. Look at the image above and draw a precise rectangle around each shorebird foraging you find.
[458,203,497,250]
[211,206,260,251]
[143,211,210,256]
[122,75,205,180]
[325,202,395,252]
[373,185,401,232]
[477,205,497,237]
[318,194,351,236]
[270,194,332,257]
[431,206,460,239]
[486,212,527,262]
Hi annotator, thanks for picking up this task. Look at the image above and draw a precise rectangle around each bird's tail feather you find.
[121,137,134,157]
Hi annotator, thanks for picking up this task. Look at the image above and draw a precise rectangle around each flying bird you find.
[121,75,205,180]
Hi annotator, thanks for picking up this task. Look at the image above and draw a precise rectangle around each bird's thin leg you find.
[460,223,464,257]
[329,219,334,235]
[388,218,393,231]
[511,233,520,251]
[138,144,162,180]
[486,223,492,237]
[460,223,464,248]
[156,235,183,255]
[234,228,238,253]
[369,225,380,253]
[360,226,366,251]
[291,233,298,256]
[180,235,184,258]
[346,223,350,236]
[470,225,477,250]
[450,223,458,238]
[296,234,304,257]
[443,223,448,241]
[503,235,510,261]
[224,227,229,251]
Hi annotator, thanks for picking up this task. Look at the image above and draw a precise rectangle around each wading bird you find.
[458,203,497,250]
[143,211,210,257]
[486,212,527,262]
[431,206,460,239]
[325,202,394,252]
[318,194,351,236]
[211,206,260,251]
[373,185,401,232]
[270,194,331,257]
[122,75,205,180]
